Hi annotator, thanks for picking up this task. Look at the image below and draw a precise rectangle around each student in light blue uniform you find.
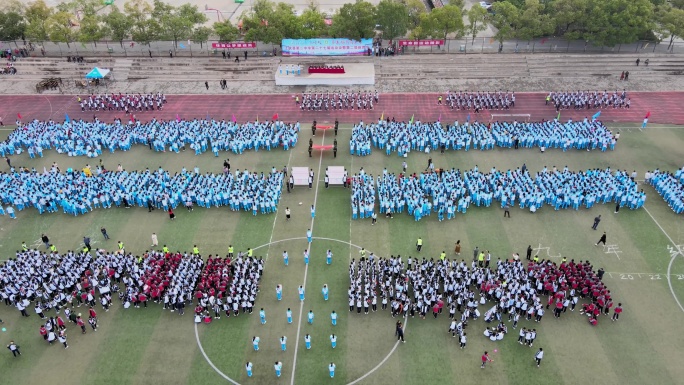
[6,118,299,157]
[305,334,312,349]
[245,362,253,377]
[286,308,293,324]
[348,118,617,157]
[321,284,329,301]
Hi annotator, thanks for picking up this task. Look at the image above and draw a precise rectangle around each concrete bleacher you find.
[3,52,684,93]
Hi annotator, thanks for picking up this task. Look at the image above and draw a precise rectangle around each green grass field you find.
[0,123,683,385]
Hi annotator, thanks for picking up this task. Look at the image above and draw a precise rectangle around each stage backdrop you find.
[281,39,373,56]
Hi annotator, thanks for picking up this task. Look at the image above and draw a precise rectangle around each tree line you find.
[0,0,683,49]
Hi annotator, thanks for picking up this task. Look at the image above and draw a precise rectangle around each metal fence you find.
[1,37,680,58]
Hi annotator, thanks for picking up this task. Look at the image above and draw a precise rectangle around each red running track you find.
[2,92,684,125]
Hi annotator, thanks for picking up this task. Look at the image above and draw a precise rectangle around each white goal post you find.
[490,113,531,122]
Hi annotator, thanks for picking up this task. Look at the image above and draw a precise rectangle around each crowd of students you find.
[77,93,167,112]
[349,118,617,157]
[2,118,299,158]
[439,90,516,111]
[545,90,631,110]
[1,244,270,350]
[297,91,379,111]
[193,254,263,321]
[647,167,684,214]
[350,173,376,220]
[348,249,620,347]
[0,167,284,217]
[352,166,643,221]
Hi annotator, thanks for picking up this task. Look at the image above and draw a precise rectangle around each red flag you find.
[438,113,441,122]
[17,113,22,119]
[176,114,180,122]
[272,113,279,121]
[129,113,134,121]
[231,114,237,123]
[644,111,651,119]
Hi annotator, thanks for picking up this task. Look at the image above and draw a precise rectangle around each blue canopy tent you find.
[85,67,111,89]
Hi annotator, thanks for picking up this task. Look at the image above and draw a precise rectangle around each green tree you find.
[191,26,212,48]
[552,0,589,39]
[213,20,239,42]
[418,4,464,40]
[657,5,684,50]
[269,2,302,39]
[299,8,328,38]
[584,0,654,47]
[239,0,300,43]
[401,0,427,29]
[1,0,25,14]
[125,0,158,46]
[490,1,519,46]
[103,5,133,48]
[330,0,376,40]
[516,0,553,41]
[25,0,53,41]
[0,11,27,41]
[78,14,106,46]
[375,0,410,40]
[466,3,488,45]
[46,11,78,47]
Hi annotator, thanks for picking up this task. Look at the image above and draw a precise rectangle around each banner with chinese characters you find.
[398,40,445,47]
[281,39,372,56]
[212,42,257,49]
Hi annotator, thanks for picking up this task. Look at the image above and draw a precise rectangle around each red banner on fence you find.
[398,40,445,47]
[212,42,257,49]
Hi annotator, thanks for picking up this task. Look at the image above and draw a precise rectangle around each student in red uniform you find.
[39,325,48,341]
[481,351,492,369]
[76,315,87,334]
[612,303,623,321]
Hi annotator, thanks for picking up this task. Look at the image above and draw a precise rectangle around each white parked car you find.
[478,1,492,9]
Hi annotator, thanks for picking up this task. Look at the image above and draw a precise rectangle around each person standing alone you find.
[481,351,492,368]
[592,215,601,230]
[7,341,20,357]
[535,348,544,367]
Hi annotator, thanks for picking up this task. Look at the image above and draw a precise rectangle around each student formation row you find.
[351,166,646,221]
[3,118,299,158]
[1,247,266,328]
[349,118,617,157]
[647,168,684,214]
[0,167,284,217]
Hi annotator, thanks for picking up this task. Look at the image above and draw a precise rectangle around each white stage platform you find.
[291,167,310,186]
[275,63,375,86]
[326,166,346,185]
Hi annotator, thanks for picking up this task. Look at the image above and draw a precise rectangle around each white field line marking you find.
[290,129,325,385]
[195,235,394,385]
[265,148,295,262]
[194,323,241,385]
[346,317,409,385]
[642,205,684,313]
